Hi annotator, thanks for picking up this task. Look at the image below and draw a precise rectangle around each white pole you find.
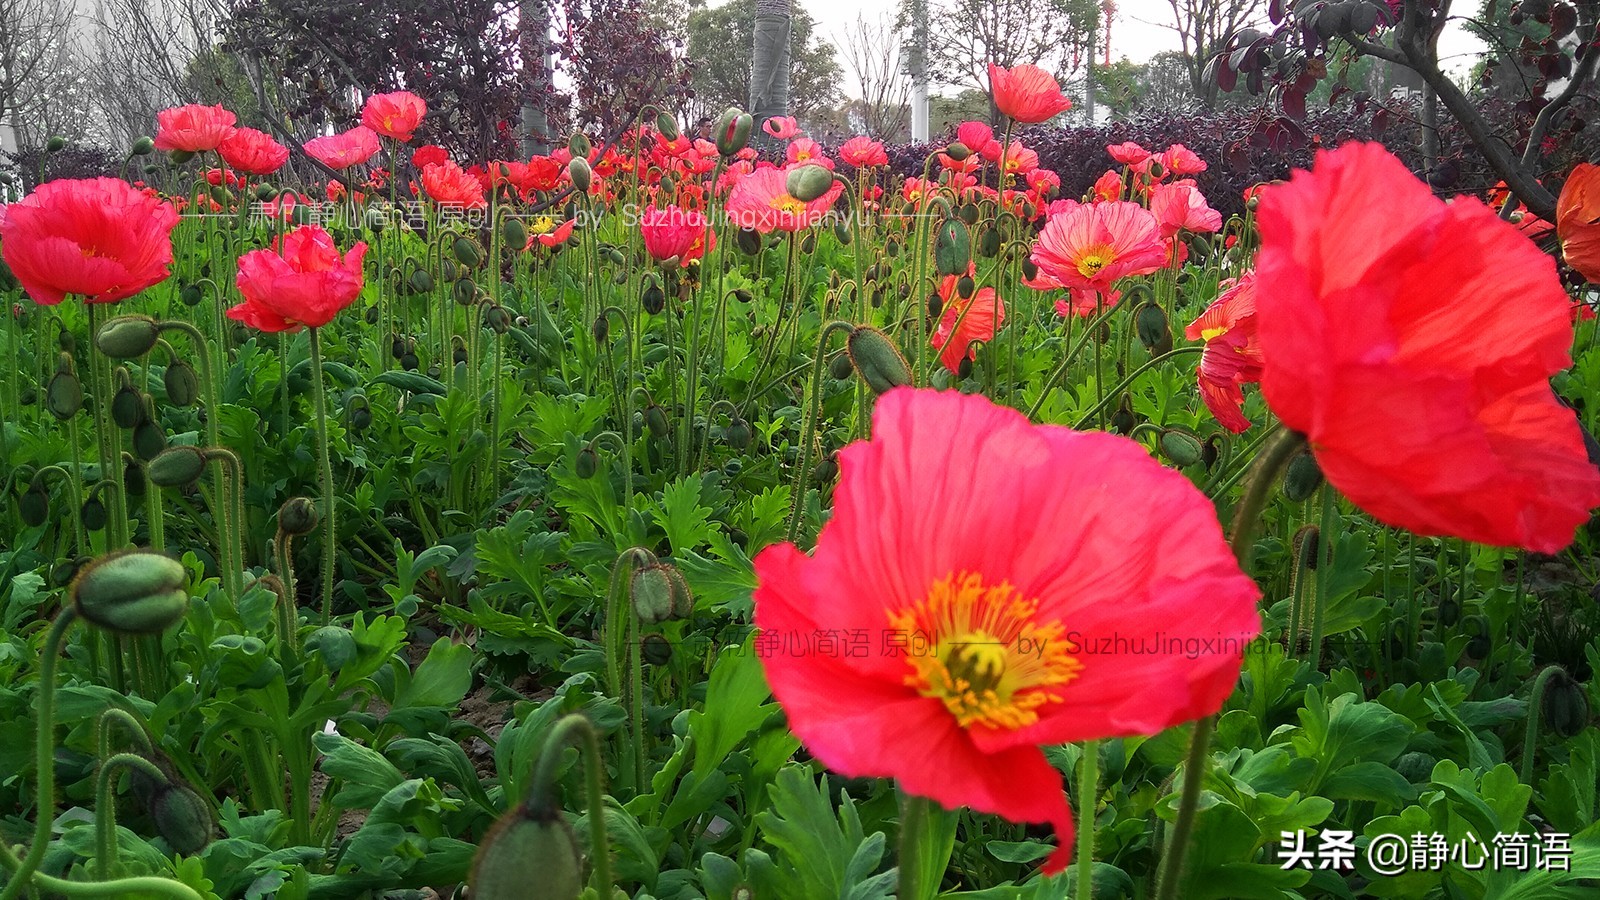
[910,0,929,141]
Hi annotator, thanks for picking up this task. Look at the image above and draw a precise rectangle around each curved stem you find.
[2,609,77,900]
[94,752,168,879]
[527,715,612,897]
[1521,665,1565,784]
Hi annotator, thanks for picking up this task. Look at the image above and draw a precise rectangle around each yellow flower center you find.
[530,216,555,235]
[1076,249,1112,279]
[1200,326,1227,341]
[888,572,1081,731]
[771,195,806,214]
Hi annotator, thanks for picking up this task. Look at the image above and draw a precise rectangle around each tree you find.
[750,0,791,128]
[0,0,86,148]
[1093,51,1207,118]
[835,12,911,141]
[684,0,840,125]
[907,0,1102,123]
[1160,0,1264,108]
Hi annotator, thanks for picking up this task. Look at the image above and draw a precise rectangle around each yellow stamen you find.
[1200,326,1227,341]
[888,572,1081,731]
[770,195,806,214]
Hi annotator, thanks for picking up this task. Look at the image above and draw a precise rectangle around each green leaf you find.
[312,731,405,809]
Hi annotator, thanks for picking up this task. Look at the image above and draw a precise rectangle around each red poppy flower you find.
[726,166,843,233]
[412,144,450,170]
[839,136,889,168]
[786,138,833,170]
[1091,169,1123,202]
[528,218,576,249]
[753,388,1261,875]
[762,116,801,141]
[0,177,180,305]
[1029,200,1167,299]
[987,63,1072,123]
[998,142,1040,177]
[1557,162,1600,283]
[229,225,367,332]
[153,104,236,153]
[933,275,1006,373]
[421,160,487,209]
[956,121,993,152]
[1256,142,1600,552]
[304,126,380,170]
[639,205,714,262]
[362,91,427,143]
[1149,180,1222,239]
[1161,144,1207,176]
[1185,272,1262,433]
[1106,142,1151,166]
[218,127,289,176]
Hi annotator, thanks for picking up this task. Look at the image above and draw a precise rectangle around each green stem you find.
[2,609,77,900]
[897,793,935,900]
[1076,741,1099,900]
[1153,715,1213,900]
[308,327,336,620]
[528,715,612,897]
[94,752,168,879]
[1521,665,1564,784]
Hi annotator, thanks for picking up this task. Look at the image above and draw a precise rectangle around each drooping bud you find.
[944,141,972,161]
[813,453,839,484]
[111,381,145,430]
[453,276,476,305]
[1109,394,1136,435]
[715,108,752,157]
[131,136,155,156]
[45,357,83,421]
[1134,303,1174,355]
[786,165,834,203]
[347,395,373,432]
[1201,434,1223,470]
[169,149,194,165]
[70,549,190,634]
[725,417,752,450]
[409,269,435,294]
[631,562,679,624]
[81,497,107,532]
[500,217,527,250]
[132,416,167,461]
[485,305,512,334]
[642,279,666,315]
[278,496,320,536]
[567,131,591,159]
[956,275,975,299]
[151,782,214,854]
[46,135,67,152]
[568,157,592,192]
[735,227,762,256]
[147,446,208,488]
[164,360,200,407]
[179,283,204,306]
[575,446,599,479]
[641,632,673,665]
[1541,668,1590,739]
[1158,430,1204,467]
[469,804,584,900]
[978,226,1002,258]
[845,326,913,395]
[591,315,610,345]
[21,476,50,527]
[96,315,161,359]
[655,111,681,141]
[452,236,482,268]
[644,404,670,440]
[935,219,971,277]
[1283,450,1324,502]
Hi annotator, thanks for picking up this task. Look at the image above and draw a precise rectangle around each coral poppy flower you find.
[839,136,889,168]
[639,205,714,262]
[988,63,1072,123]
[786,138,833,170]
[1091,170,1123,202]
[1029,200,1167,298]
[0,177,180,305]
[998,142,1040,177]
[362,91,427,142]
[1556,162,1600,282]
[153,104,236,153]
[933,274,1006,373]
[218,127,289,176]
[753,388,1261,875]
[1026,168,1061,198]
[412,144,449,169]
[1149,180,1222,239]
[229,225,367,332]
[304,126,380,170]
[526,218,576,249]
[725,166,843,233]
[421,160,487,209]
[1255,142,1600,552]
[1161,144,1207,176]
[1185,272,1262,433]
[762,116,801,141]
[1106,142,1151,166]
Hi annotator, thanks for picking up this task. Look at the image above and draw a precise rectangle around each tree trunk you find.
[750,0,792,134]
[519,0,555,155]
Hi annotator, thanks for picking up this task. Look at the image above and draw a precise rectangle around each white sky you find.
[806,0,1487,95]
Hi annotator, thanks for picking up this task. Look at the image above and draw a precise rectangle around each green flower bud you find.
[151,783,214,854]
[71,549,190,635]
[725,417,752,449]
[500,217,527,250]
[846,326,913,395]
[655,111,680,141]
[1542,668,1589,739]
[147,446,208,488]
[485,305,512,334]
[715,108,752,157]
[956,275,975,299]
[944,141,971,161]
[1159,430,1204,467]
[735,227,762,256]
[978,226,1002,258]
[81,497,107,532]
[575,446,599,479]
[642,280,666,315]
[935,218,971,277]
[568,157,592,193]
[111,384,145,429]
[58,328,76,353]
[814,453,839,484]
[46,135,67,153]
[1109,394,1136,435]
[132,418,167,461]
[1283,450,1324,502]
[453,236,482,268]
[278,496,320,536]
[644,403,670,439]
[21,478,50,527]
[786,165,834,203]
[470,805,583,900]
[409,268,435,294]
[631,562,691,623]
[1135,303,1173,355]
[567,131,591,159]
[169,149,194,165]
[131,136,155,156]
[179,283,204,306]
[164,360,200,407]
[454,276,476,305]
[45,366,83,421]
[642,632,673,665]
[591,314,610,345]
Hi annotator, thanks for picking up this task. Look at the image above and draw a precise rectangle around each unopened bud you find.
[1158,429,1203,467]
[1134,303,1173,355]
[147,446,208,488]
[846,326,913,395]
[1283,449,1324,502]
[131,136,155,156]
[71,549,190,635]
[715,108,752,157]
[278,496,320,536]
[786,165,834,202]
[470,805,583,900]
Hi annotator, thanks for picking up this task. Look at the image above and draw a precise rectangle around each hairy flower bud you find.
[96,315,161,359]
[846,326,913,395]
[147,446,208,488]
[278,496,320,536]
[786,165,834,203]
[715,108,752,157]
[71,549,190,634]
